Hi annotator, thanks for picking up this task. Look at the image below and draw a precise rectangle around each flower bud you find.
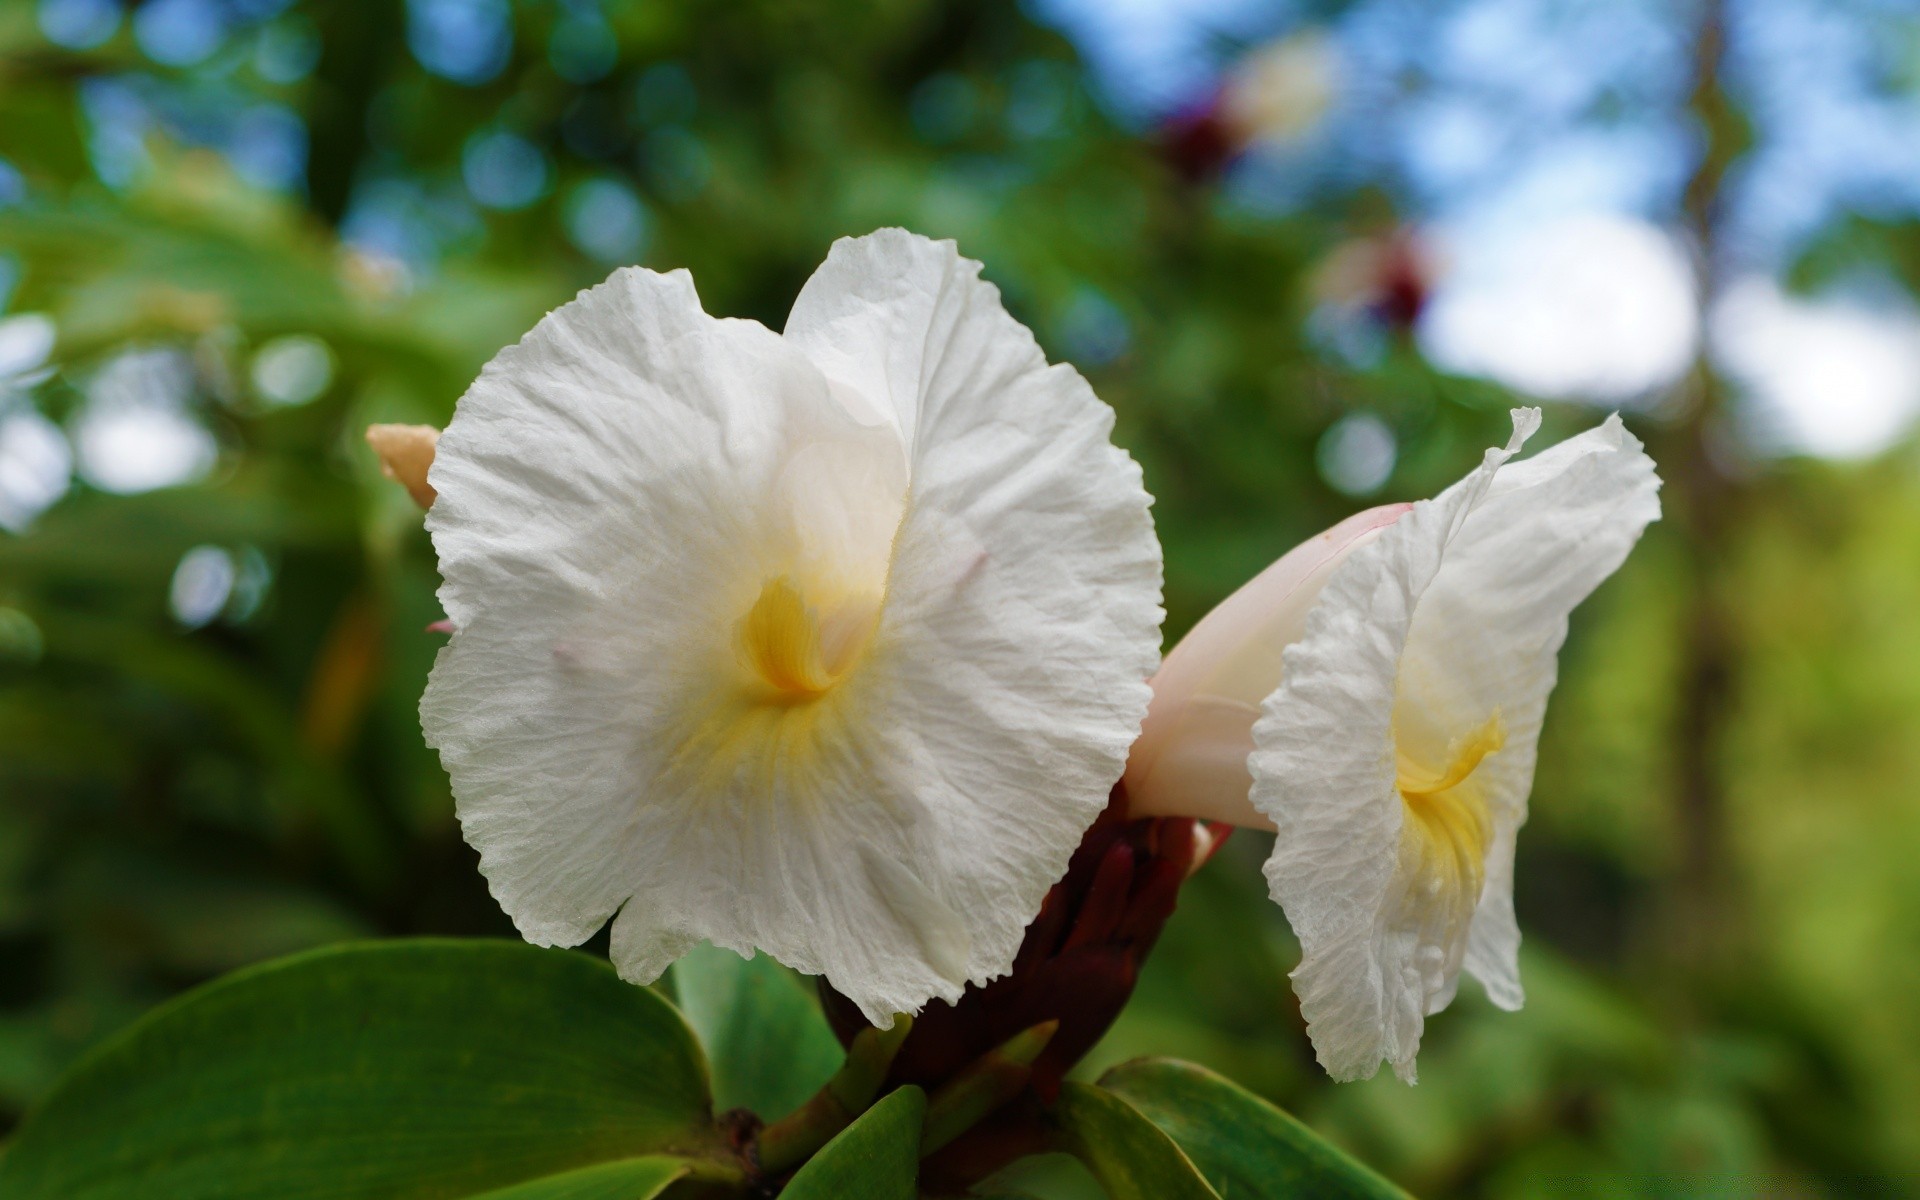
[365,423,440,508]
[1123,503,1410,828]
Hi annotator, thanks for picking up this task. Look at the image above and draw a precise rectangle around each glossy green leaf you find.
[0,940,728,1199]
[1051,1082,1220,1200]
[779,1085,925,1200]
[1099,1059,1408,1200]
[669,942,843,1120]
[466,1156,688,1199]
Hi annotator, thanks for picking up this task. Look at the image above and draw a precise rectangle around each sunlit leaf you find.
[1051,1081,1220,1200]
[1099,1058,1407,1200]
[779,1084,924,1200]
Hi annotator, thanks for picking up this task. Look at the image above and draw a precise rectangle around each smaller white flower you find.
[1128,409,1659,1083]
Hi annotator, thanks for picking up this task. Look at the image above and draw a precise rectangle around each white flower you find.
[1127,409,1659,1082]
[420,229,1162,1025]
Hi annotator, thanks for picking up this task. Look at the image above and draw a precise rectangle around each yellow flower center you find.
[737,574,880,698]
[1396,713,1503,901]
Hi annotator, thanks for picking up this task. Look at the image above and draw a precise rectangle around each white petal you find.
[1411,412,1661,1009]
[793,231,1164,1019]
[424,235,1161,1025]
[1126,503,1409,826]
[784,227,957,445]
[1251,408,1659,1082]
[424,266,888,950]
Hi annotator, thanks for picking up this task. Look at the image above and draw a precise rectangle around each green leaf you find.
[1051,1082,1221,1200]
[779,1085,925,1200]
[1099,1059,1408,1200]
[669,942,842,1119]
[466,1156,688,1199]
[967,1152,1107,1200]
[0,939,730,1199]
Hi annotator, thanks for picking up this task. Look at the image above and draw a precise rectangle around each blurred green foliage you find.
[3,0,1920,1194]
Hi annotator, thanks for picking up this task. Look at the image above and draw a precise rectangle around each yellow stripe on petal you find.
[1397,712,1502,902]
[739,576,834,695]
[737,575,880,698]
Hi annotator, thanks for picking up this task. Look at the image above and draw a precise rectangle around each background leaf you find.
[1099,1058,1407,1200]
[0,940,725,1199]
[779,1084,925,1200]
[668,943,843,1120]
[1051,1081,1220,1200]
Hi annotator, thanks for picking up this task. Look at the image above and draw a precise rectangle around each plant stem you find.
[920,1020,1060,1156]
[754,1014,914,1176]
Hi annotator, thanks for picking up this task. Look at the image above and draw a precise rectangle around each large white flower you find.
[1127,409,1659,1082]
[421,229,1162,1025]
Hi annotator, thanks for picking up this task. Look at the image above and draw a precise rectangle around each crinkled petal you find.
[786,230,1164,1019]
[1408,413,1662,1010]
[1251,409,1659,1082]
[424,267,887,951]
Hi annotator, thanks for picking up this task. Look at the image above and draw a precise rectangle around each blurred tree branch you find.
[1665,0,1748,971]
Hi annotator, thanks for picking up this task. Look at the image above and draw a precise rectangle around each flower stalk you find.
[919,1020,1059,1156]
[753,1015,914,1176]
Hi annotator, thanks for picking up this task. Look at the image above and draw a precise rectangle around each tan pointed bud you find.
[1124,502,1411,828]
[365,423,440,508]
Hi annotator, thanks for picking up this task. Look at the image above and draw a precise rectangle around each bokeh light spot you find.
[229,103,307,191]
[1420,212,1698,404]
[72,348,217,494]
[564,179,650,264]
[1316,412,1398,497]
[133,0,225,67]
[250,335,335,407]
[463,131,550,210]
[38,0,121,50]
[170,544,236,628]
[0,408,71,532]
[1713,275,1920,460]
[0,314,56,384]
[408,0,512,86]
